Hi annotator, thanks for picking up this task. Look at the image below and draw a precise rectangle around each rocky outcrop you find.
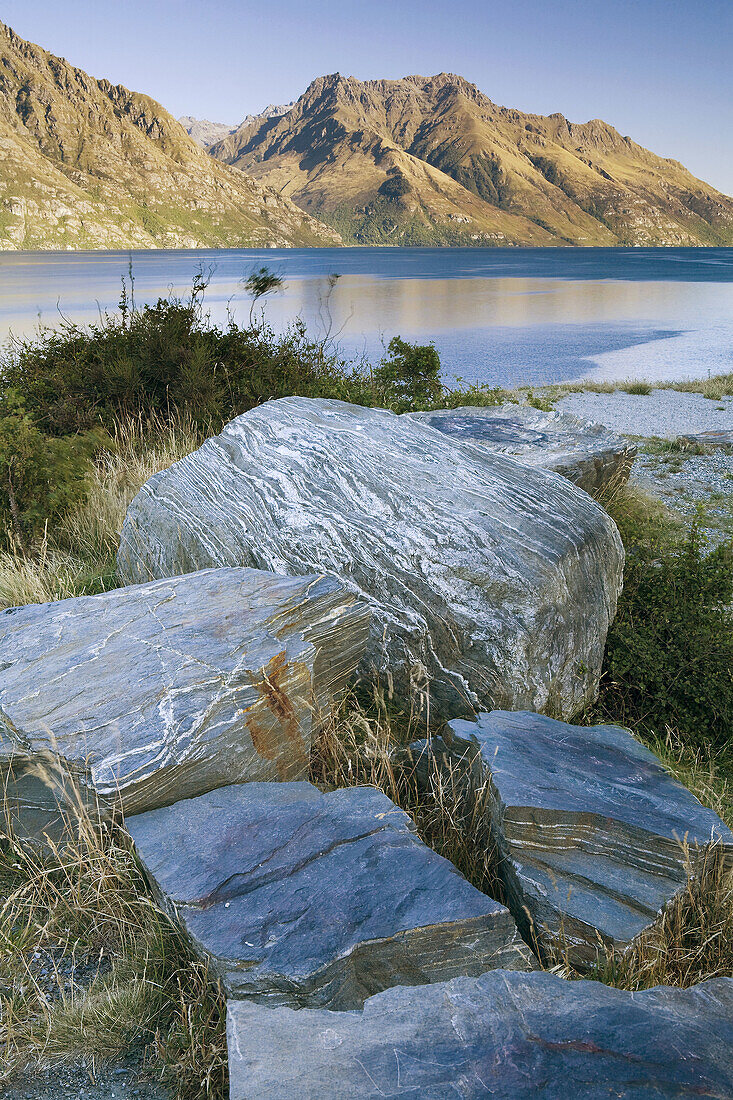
[678,429,733,448]
[227,970,733,1099]
[0,568,369,827]
[127,781,535,1008]
[445,711,733,963]
[117,398,624,719]
[410,404,636,496]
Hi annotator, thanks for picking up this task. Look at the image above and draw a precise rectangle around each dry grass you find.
[310,688,505,900]
[0,762,226,1098]
[0,415,203,610]
[596,843,733,991]
[535,370,733,404]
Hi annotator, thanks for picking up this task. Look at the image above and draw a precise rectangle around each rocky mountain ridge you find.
[209,70,733,246]
[178,103,294,148]
[0,23,339,249]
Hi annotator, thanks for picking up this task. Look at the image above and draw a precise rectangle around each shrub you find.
[372,336,443,410]
[595,510,733,748]
[0,391,105,549]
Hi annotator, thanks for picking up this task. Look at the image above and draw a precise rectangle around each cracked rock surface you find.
[117,397,624,719]
[227,969,733,1099]
[410,404,635,495]
[127,781,535,1009]
[448,711,733,963]
[0,567,369,828]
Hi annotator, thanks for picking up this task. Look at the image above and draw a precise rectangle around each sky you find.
[4,0,732,195]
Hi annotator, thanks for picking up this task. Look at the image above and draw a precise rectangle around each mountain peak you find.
[209,69,733,247]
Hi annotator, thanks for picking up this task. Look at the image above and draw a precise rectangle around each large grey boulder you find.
[410,404,636,495]
[127,781,535,1009]
[117,398,624,719]
[0,568,369,824]
[227,970,733,1099]
[446,711,733,964]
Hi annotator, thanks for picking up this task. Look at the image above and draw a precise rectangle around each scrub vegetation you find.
[1,282,731,1097]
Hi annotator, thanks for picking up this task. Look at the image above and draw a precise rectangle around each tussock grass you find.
[597,844,733,991]
[0,765,226,1097]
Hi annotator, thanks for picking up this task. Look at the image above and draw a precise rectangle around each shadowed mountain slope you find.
[209,72,733,246]
[0,23,340,249]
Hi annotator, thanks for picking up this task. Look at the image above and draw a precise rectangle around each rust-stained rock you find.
[117,397,624,720]
[0,567,369,828]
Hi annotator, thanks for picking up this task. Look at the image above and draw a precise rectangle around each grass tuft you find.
[0,768,226,1097]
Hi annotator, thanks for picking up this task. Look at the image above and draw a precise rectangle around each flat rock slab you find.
[678,429,733,448]
[228,970,733,1099]
[0,568,369,826]
[127,781,535,1009]
[117,397,624,719]
[448,711,733,963]
[411,404,636,495]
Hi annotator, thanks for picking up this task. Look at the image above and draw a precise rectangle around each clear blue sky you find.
[5,0,732,194]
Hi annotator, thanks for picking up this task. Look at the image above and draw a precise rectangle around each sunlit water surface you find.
[1,247,732,386]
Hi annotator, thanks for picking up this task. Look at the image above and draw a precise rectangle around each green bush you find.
[595,516,733,748]
[1,286,453,440]
[372,336,443,411]
[0,391,104,548]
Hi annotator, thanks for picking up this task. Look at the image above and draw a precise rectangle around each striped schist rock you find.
[409,403,636,496]
[415,711,733,965]
[117,397,624,720]
[0,567,369,835]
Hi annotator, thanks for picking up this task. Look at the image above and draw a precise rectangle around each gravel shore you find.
[557,389,733,440]
[556,388,732,544]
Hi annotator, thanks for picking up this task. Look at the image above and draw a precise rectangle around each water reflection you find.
[1,249,732,386]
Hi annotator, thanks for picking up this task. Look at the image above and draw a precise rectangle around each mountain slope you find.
[0,23,340,249]
[210,72,733,246]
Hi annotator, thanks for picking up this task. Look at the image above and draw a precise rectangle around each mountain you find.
[178,116,235,147]
[0,23,340,249]
[179,104,295,149]
[209,72,733,246]
[235,103,295,132]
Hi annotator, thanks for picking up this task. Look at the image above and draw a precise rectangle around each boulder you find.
[677,429,733,449]
[0,568,369,824]
[117,398,624,719]
[227,970,733,1099]
[446,711,733,964]
[127,781,535,1009]
[410,404,636,495]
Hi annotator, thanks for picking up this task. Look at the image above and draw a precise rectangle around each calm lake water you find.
[1,247,732,387]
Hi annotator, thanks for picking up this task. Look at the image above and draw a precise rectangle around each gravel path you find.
[557,390,733,440]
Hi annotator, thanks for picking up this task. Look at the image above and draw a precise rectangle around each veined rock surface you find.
[227,970,733,1099]
[117,398,624,719]
[447,711,733,963]
[0,568,369,827]
[127,782,535,1009]
[410,404,636,495]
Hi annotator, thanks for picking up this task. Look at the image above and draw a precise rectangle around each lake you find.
[1,247,732,387]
